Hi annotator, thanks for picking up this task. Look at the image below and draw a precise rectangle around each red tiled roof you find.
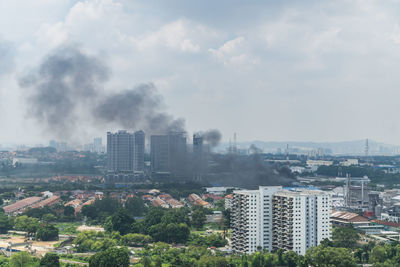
[371,220,400,228]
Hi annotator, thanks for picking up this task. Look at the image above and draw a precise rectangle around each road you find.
[60,259,89,266]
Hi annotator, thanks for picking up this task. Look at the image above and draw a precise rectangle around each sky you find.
[1,0,400,146]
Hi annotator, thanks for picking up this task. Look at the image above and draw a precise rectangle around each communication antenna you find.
[365,139,369,164]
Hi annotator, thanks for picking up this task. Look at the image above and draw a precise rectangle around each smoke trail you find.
[195,129,222,147]
[93,83,185,134]
[19,45,186,139]
[19,45,109,138]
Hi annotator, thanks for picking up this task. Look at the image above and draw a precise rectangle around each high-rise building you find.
[107,130,134,172]
[272,190,331,255]
[150,132,187,176]
[49,140,68,152]
[193,134,203,156]
[150,135,169,173]
[231,187,331,255]
[133,130,145,172]
[93,137,103,153]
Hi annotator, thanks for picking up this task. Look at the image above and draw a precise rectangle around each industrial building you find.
[231,187,331,255]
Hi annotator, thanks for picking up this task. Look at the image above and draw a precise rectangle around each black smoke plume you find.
[19,46,109,138]
[19,45,186,138]
[204,153,295,188]
[93,83,185,134]
[195,129,222,147]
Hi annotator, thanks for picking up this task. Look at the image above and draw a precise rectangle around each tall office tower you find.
[150,135,169,172]
[231,187,331,255]
[107,130,134,172]
[193,134,204,180]
[133,130,145,172]
[150,132,187,176]
[93,137,103,153]
[168,132,187,176]
[193,134,203,156]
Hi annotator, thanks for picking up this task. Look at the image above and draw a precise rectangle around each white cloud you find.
[122,19,207,53]
[209,36,258,67]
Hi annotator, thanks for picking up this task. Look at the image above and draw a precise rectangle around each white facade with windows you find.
[231,187,331,255]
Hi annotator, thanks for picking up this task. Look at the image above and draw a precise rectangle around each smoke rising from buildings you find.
[93,83,185,134]
[19,45,109,138]
[195,129,222,147]
[19,45,187,139]
[205,153,295,188]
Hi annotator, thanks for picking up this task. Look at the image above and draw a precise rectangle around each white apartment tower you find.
[231,187,331,255]
[231,186,282,254]
[272,190,331,255]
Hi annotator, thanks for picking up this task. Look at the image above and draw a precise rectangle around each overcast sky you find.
[1,0,400,146]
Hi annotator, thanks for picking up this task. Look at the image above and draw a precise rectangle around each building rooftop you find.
[331,210,369,223]
[3,197,42,213]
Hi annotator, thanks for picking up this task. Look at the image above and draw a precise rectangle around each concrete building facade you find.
[133,130,145,172]
[150,132,187,176]
[107,130,134,172]
[231,187,331,255]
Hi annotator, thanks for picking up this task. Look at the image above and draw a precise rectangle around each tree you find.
[14,215,40,235]
[305,246,358,267]
[42,213,57,223]
[81,205,98,220]
[140,256,152,267]
[9,252,32,267]
[125,197,146,216]
[191,208,206,230]
[121,233,152,247]
[36,224,59,241]
[40,253,60,267]
[111,208,135,235]
[144,207,165,229]
[64,206,75,216]
[332,226,360,248]
[370,246,388,264]
[283,251,300,267]
[0,213,12,234]
[89,247,130,267]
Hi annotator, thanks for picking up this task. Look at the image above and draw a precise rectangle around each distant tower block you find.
[233,132,237,154]
[365,139,369,163]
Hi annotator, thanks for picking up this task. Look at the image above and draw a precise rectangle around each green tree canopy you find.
[9,252,33,267]
[39,253,60,267]
[36,224,59,241]
[110,208,135,235]
[89,247,130,267]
